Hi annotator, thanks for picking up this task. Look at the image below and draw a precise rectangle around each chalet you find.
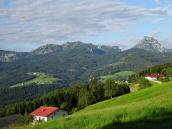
[145,73,166,80]
[31,106,68,122]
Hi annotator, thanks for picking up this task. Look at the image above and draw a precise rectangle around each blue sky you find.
[0,0,172,51]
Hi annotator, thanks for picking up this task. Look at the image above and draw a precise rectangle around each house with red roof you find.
[145,73,166,81]
[31,106,68,122]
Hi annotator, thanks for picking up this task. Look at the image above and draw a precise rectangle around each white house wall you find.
[33,116,47,122]
[145,77,157,80]
[33,110,68,122]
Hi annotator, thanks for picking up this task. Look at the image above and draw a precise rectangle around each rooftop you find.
[31,106,59,117]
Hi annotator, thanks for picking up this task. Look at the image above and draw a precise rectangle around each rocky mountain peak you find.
[134,36,166,52]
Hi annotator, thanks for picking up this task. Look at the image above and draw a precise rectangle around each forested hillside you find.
[0,41,172,106]
[0,79,130,117]
[1,42,172,89]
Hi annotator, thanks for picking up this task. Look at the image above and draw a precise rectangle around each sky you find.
[0,0,172,52]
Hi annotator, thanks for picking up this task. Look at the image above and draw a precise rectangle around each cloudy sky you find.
[0,0,172,51]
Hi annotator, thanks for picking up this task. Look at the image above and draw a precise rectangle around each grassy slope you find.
[11,72,59,88]
[19,81,172,129]
[100,71,134,81]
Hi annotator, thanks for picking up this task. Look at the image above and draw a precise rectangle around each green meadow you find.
[18,80,172,129]
[100,71,134,82]
[11,72,58,88]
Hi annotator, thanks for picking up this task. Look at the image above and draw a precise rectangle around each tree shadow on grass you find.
[102,110,172,129]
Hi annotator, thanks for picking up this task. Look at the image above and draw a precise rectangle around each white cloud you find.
[0,0,171,51]
[149,30,160,37]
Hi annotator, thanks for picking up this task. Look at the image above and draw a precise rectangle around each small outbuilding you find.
[31,106,68,122]
[145,73,166,81]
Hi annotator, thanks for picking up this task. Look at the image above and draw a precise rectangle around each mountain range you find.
[0,36,172,88]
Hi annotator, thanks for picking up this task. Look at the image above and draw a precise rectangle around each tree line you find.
[0,79,130,117]
[0,83,63,106]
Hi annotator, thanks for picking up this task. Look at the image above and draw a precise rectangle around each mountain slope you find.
[1,41,172,88]
[92,48,172,77]
[22,81,172,129]
[32,44,63,55]
[0,42,122,88]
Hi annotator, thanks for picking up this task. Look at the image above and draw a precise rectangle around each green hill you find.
[19,81,172,129]
[100,71,134,82]
[10,72,59,88]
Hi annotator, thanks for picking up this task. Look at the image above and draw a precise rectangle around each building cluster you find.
[145,73,166,80]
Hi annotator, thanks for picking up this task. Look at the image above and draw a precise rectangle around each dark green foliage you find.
[158,77,170,82]
[16,113,33,125]
[104,79,130,98]
[0,83,63,106]
[0,80,130,117]
[104,79,117,98]
[138,77,152,88]
[128,74,140,83]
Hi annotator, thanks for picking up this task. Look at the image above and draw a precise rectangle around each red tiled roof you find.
[145,73,166,78]
[31,106,59,117]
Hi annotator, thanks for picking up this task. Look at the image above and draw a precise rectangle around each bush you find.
[139,77,152,89]
[17,113,33,125]
[158,77,170,82]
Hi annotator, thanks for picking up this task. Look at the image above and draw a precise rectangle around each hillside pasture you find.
[19,80,172,129]
[100,71,134,82]
[10,72,59,88]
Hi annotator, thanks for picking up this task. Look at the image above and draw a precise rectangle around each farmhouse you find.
[145,73,166,80]
[31,106,68,122]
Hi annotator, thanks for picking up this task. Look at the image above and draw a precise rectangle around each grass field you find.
[17,80,172,129]
[100,71,134,82]
[11,72,59,88]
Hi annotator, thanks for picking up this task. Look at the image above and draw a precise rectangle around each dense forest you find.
[0,84,64,106]
[0,79,130,117]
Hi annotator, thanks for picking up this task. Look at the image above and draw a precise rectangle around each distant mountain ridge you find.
[33,41,121,55]
[0,50,16,62]
[0,50,28,62]
[0,36,171,62]
[0,39,172,88]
